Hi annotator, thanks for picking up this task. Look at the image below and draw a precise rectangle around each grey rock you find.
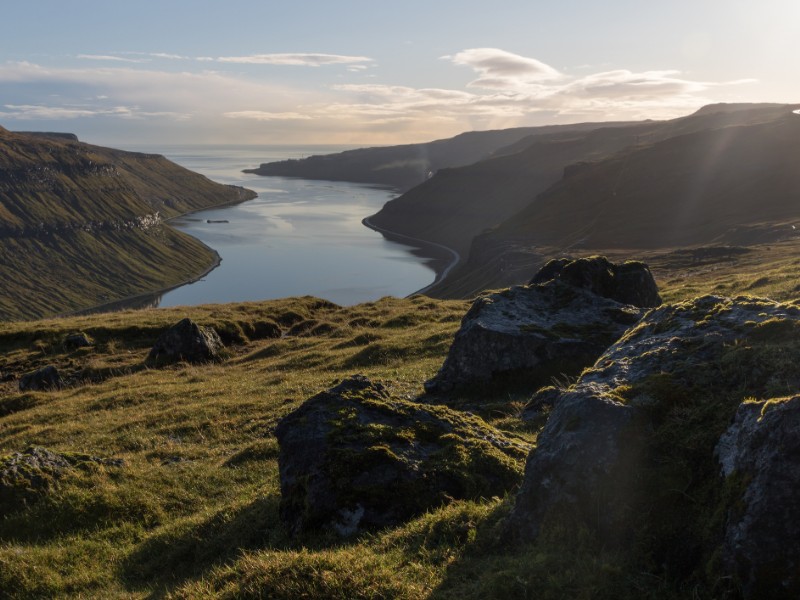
[146,318,223,365]
[508,294,800,567]
[276,375,530,537]
[530,256,662,308]
[716,397,800,598]
[509,388,646,541]
[18,365,63,391]
[425,279,644,393]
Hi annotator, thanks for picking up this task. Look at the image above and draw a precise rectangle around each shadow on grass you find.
[121,494,289,598]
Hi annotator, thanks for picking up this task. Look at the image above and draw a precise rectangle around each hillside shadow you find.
[121,493,361,599]
[121,494,284,597]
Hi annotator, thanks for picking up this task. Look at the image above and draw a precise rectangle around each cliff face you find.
[0,129,256,320]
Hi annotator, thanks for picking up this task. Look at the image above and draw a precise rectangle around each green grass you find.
[0,250,794,599]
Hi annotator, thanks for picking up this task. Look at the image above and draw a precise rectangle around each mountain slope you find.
[244,121,635,191]
[367,124,653,255]
[432,104,800,296]
[489,109,800,250]
[0,128,256,320]
[367,103,800,260]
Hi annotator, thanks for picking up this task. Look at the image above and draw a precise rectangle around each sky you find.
[1,0,798,147]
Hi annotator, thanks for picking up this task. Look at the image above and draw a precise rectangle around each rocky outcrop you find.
[425,257,653,393]
[18,365,63,391]
[529,256,662,308]
[146,318,223,366]
[276,375,530,537]
[716,397,800,598]
[0,447,123,512]
[507,295,800,595]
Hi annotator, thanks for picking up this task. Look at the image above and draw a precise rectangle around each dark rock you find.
[530,256,662,308]
[716,397,800,598]
[0,446,123,511]
[509,390,646,542]
[63,332,93,349]
[18,365,63,391]
[276,375,530,537]
[146,318,223,365]
[507,294,800,590]
[424,280,644,393]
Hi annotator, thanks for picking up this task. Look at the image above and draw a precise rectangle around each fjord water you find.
[137,145,436,307]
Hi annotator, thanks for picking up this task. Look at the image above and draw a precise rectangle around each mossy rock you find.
[0,447,123,513]
[275,375,530,536]
[508,294,800,596]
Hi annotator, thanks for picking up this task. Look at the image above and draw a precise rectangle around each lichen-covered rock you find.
[0,447,124,512]
[424,279,644,393]
[18,365,63,391]
[530,256,662,308]
[508,295,800,591]
[276,375,530,537]
[146,318,223,365]
[715,397,800,598]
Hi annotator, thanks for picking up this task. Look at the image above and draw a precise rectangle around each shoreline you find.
[61,189,457,318]
[60,186,256,318]
[362,216,461,296]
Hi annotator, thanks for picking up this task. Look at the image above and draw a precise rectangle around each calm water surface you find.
[130,145,436,307]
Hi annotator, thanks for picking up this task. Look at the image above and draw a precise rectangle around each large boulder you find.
[18,365,63,391]
[716,397,800,598]
[530,256,662,308]
[146,318,223,365]
[276,375,530,537]
[425,278,645,393]
[507,295,800,594]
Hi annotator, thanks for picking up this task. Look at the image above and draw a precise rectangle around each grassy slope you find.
[0,128,256,320]
[2,245,799,599]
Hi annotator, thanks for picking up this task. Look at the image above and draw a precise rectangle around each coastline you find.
[362,216,461,296]
[61,186,256,318]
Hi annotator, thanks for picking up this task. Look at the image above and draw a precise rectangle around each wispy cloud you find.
[0,48,757,144]
[217,53,373,67]
[224,110,312,121]
[77,54,148,63]
[445,48,563,89]
[0,103,186,120]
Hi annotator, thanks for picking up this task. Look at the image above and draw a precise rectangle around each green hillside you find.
[2,244,800,598]
[0,128,256,320]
